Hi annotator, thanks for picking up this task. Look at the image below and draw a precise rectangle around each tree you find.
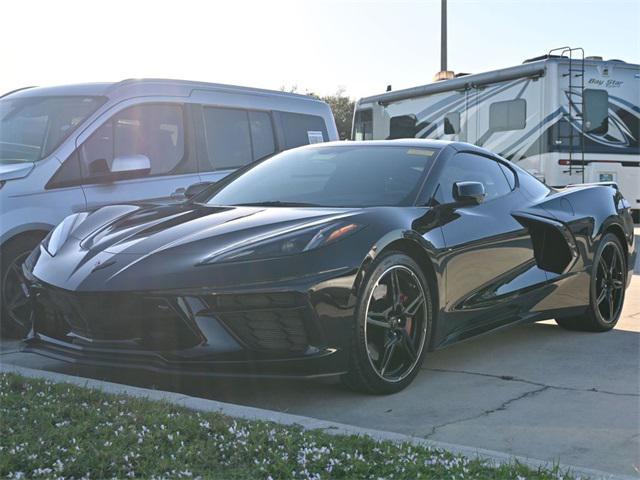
[280,86,355,140]
[319,88,355,140]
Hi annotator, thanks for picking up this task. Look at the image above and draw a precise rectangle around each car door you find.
[432,151,547,343]
[79,102,200,209]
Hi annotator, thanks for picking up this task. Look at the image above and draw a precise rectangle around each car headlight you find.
[44,212,88,256]
[200,221,364,264]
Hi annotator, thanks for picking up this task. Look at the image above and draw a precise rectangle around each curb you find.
[1,363,635,480]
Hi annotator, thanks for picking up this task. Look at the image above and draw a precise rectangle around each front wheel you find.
[342,252,433,394]
[556,233,626,332]
[1,234,43,338]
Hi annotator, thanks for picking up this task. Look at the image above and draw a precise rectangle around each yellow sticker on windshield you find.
[406,149,434,157]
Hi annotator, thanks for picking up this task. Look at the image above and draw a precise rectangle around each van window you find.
[353,109,373,140]
[203,107,253,170]
[249,111,276,160]
[80,103,187,180]
[278,112,328,149]
[0,96,105,164]
[202,108,276,171]
[489,99,526,131]
[444,112,460,134]
[583,89,608,134]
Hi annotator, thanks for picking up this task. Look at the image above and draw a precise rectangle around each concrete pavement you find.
[1,276,639,477]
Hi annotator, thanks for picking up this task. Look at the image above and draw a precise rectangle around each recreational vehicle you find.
[353,49,640,221]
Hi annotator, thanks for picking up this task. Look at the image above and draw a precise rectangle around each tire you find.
[0,234,43,338]
[556,233,626,332]
[342,251,433,394]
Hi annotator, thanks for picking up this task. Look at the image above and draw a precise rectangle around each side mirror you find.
[453,181,485,205]
[110,154,151,177]
[185,181,214,200]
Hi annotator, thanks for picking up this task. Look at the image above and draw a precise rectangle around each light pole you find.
[441,0,447,72]
[434,0,454,81]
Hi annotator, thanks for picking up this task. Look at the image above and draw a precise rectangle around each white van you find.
[0,78,338,336]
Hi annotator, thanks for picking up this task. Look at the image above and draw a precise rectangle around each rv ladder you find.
[550,46,586,183]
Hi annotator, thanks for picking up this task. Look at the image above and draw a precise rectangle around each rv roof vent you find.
[585,56,603,61]
[607,59,626,63]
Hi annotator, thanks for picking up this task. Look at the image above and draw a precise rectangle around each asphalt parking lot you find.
[1,240,639,477]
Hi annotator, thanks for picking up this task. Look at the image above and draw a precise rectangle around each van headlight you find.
[44,212,88,256]
[200,221,364,264]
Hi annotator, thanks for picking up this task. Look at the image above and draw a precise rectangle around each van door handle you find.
[171,187,186,199]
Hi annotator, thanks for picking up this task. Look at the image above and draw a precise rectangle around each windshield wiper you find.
[233,201,323,207]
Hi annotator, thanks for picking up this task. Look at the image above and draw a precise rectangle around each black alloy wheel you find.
[556,233,626,332]
[1,235,41,338]
[343,252,432,394]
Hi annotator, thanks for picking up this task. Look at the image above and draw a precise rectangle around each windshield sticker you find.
[406,148,434,156]
[307,131,325,144]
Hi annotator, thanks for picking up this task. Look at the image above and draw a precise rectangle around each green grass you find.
[0,373,579,479]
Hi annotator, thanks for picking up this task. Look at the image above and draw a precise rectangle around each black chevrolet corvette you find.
[22,140,636,393]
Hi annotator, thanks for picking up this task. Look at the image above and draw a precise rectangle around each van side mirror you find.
[185,181,214,200]
[453,181,485,205]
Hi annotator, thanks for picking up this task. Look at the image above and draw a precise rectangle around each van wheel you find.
[556,233,626,332]
[0,234,43,338]
[342,252,433,394]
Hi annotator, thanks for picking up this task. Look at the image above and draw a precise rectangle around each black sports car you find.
[22,140,636,393]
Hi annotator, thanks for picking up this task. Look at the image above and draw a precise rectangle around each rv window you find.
[583,89,608,134]
[444,112,460,134]
[278,112,328,149]
[489,99,526,131]
[353,109,373,140]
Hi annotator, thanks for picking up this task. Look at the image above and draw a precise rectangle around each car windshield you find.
[0,95,105,164]
[204,145,438,208]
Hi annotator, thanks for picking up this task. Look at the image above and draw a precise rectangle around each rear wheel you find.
[1,234,43,338]
[556,233,626,332]
[342,252,433,394]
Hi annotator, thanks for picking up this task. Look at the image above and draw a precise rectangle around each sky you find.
[2,0,639,99]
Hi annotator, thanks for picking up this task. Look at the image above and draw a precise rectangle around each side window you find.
[583,89,608,134]
[278,112,328,148]
[201,108,276,171]
[389,114,419,139]
[353,109,373,140]
[249,111,276,160]
[203,107,253,170]
[444,112,460,134]
[435,153,513,204]
[499,163,516,190]
[80,104,187,181]
[489,99,526,131]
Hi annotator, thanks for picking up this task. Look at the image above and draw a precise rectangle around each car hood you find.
[0,161,34,181]
[70,203,361,257]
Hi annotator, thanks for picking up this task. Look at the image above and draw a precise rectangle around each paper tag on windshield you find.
[307,131,325,144]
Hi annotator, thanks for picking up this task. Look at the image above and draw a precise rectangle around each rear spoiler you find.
[564,181,619,191]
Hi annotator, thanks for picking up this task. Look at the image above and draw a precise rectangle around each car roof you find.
[310,139,492,154]
[2,79,322,103]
